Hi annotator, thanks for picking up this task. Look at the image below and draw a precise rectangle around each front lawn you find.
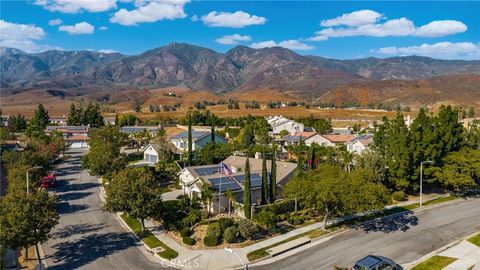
[120,213,178,260]
[468,234,480,247]
[411,256,456,270]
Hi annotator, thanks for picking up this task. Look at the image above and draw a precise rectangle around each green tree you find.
[261,149,268,205]
[434,148,480,192]
[243,158,252,219]
[67,103,80,126]
[118,114,139,126]
[211,122,215,144]
[269,148,277,204]
[10,114,27,132]
[0,191,59,265]
[133,99,142,113]
[283,164,389,229]
[254,210,277,230]
[200,182,213,217]
[467,107,476,118]
[33,104,49,129]
[105,168,163,234]
[82,126,127,178]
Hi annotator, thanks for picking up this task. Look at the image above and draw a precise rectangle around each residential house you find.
[1,115,12,128]
[320,134,356,147]
[143,143,162,163]
[50,117,67,126]
[178,155,296,214]
[45,126,89,148]
[170,130,227,153]
[281,132,331,147]
[119,125,162,136]
[104,117,116,125]
[266,116,304,135]
[346,134,374,154]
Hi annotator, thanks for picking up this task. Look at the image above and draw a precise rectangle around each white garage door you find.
[69,142,89,149]
[149,155,158,163]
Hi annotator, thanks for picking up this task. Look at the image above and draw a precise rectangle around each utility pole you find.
[420,160,433,207]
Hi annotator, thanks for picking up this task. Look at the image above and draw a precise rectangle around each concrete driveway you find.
[42,149,174,270]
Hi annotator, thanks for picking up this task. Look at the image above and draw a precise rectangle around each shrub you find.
[287,215,304,226]
[238,219,258,240]
[203,223,222,246]
[255,210,277,229]
[392,191,407,201]
[218,218,234,232]
[224,226,239,244]
[179,227,191,237]
[182,236,196,246]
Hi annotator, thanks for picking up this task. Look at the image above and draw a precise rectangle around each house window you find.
[179,142,184,149]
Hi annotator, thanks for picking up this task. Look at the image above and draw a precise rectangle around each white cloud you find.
[59,21,95,35]
[99,26,108,30]
[310,10,467,41]
[191,15,199,22]
[48,18,63,26]
[250,39,314,51]
[320,10,383,27]
[34,0,117,13]
[98,49,118,53]
[0,20,61,52]
[110,0,189,26]
[372,42,480,59]
[414,20,467,37]
[201,11,266,28]
[215,34,251,45]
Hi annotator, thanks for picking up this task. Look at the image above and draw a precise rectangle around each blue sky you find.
[1,1,479,59]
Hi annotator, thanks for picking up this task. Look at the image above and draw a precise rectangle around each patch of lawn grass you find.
[468,234,480,247]
[411,256,456,270]
[120,213,178,260]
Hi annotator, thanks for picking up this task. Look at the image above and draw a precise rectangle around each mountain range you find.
[1,43,480,106]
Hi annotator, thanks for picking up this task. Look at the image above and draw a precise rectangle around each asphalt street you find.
[42,149,173,270]
[254,198,480,270]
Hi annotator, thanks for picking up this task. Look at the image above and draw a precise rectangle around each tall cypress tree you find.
[243,158,251,219]
[269,148,277,204]
[211,122,215,144]
[310,146,316,170]
[67,103,79,126]
[34,104,49,129]
[261,149,268,205]
[187,109,193,165]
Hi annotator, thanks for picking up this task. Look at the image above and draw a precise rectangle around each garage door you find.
[149,155,158,163]
[70,142,89,149]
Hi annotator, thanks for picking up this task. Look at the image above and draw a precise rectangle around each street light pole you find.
[224,247,248,270]
[419,161,433,207]
[26,166,43,195]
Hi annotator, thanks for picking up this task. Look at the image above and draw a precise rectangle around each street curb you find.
[404,231,480,269]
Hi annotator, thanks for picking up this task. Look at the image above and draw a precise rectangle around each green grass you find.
[468,234,480,247]
[411,256,456,270]
[247,228,333,261]
[120,213,178,260]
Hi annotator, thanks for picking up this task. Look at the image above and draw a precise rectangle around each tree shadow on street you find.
[56,202,89,215]
[50,223,105,239]
[352,212,419,233]
[48,232,136,269]
[57,191,93,202]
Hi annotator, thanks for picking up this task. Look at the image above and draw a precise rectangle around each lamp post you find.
[26,166,43,195]
[224,247,247,270]
[420,161,433,207]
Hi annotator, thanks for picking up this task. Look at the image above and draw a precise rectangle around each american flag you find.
[220,162,233,176]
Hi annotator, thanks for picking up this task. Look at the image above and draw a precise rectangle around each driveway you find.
[42,149,173,270]
[254,198,480,269]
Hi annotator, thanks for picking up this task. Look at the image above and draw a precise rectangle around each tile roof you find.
[322,134,356,143]
[66,134,90,141]
[120,126,161,134]
[294,132,317,139]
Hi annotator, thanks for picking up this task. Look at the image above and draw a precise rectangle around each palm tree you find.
[340,146,355,172]
[200,182,213,217]
[224,189,236,215]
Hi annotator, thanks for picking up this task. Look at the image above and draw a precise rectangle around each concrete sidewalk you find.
[439,240,480,270]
